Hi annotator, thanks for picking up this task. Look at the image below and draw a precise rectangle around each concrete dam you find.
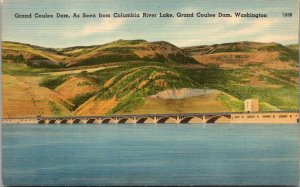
[2,111,299,124]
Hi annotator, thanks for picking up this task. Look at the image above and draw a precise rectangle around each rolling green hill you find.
[2,40,299,117]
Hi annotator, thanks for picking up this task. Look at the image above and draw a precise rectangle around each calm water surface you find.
[3,124,300,186]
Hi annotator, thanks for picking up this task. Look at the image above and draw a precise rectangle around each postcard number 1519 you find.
[282,13,292,17]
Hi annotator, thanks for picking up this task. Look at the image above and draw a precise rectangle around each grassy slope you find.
[37,63,296,116]
[2,74,72,117]
[73,63,201,115]
[3,61,296,117]
[180,67,298,111]
[125,91,230,114]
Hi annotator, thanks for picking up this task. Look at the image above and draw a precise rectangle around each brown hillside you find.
[55,76,98,101]
[2,75,72,117]
[183,41,298,69]
[63,40,197,66]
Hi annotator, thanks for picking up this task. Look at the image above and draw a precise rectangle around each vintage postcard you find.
[1,0,299,186]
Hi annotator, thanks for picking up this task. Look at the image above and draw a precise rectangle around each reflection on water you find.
[3,124,300,186]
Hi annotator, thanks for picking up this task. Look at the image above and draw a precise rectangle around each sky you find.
[1,0,299,48]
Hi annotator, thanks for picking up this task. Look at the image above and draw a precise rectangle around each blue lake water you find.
[2,124,300,186]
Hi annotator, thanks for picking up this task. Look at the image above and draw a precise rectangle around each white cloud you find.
[65,18,126,38]
[229,18,279,36]
[172,39,202,47]
[82,19,125,35]
[254,34,298,43]
[170,18,283,47]
[195,18,281,44]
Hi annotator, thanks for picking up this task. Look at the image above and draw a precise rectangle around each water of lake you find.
[2,124,299,186]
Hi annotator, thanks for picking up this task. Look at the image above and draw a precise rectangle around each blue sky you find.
[2,0,299,47]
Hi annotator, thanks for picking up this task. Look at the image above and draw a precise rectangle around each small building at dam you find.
[244,99,259,112]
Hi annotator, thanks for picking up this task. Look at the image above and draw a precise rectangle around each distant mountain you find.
[2,40,198,68]
[2,41,66,68]
[286,44,299,51]
[183,41,298,69]
[3,40,297,70]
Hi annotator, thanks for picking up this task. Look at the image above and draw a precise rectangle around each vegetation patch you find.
[269,69,298,84]
[3,53,24,63]
[217,93,243,112]
[259,102,280,111]
[49,101,62,116]
[2,62,53,76]
[258,75,288,85]
[110,90,145,114]
[76,53,140,67]
[39,75,69,90]
[215,84,298,110]
[77,81,92,86]
[71,92,96,110]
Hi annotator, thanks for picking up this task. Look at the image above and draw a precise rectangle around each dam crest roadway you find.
[2,111,299,124]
